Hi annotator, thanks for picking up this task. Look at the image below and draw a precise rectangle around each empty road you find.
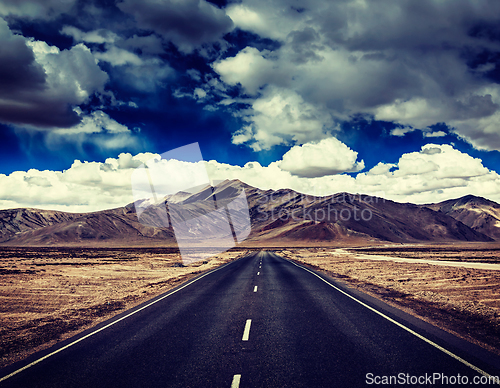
[2,251,500,387]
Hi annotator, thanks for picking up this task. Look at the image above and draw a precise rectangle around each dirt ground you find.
[278,244,500,355]
[0,247,246,368]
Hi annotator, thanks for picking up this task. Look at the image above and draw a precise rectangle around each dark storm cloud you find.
[116,0,233,53]
[0,18,81,128]
[0,21,46,91]
[286,27,323,64]
[119,34,165,55]
[309,0,500,108]
[302,0,500,111]
[0,0,76,19]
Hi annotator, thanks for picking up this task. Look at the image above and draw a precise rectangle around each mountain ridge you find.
[423,195,500,240]
[0,179,495,246]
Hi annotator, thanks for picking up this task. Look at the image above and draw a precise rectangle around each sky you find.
[2,0,500,212]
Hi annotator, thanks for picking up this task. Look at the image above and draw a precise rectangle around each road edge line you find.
[286,257,499,384]
[0,252,253,383]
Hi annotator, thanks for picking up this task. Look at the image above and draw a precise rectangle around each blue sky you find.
[2,0,500,211]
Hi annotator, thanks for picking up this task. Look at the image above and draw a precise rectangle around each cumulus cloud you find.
[44,109,140,152]
[1,144,499,212]
[390,126,415,137]
[353,144,499,203]
[225,1,305,40]
[53,109,130,135]
[62,26,173,93]
[424,131,447,138]
[117,0,233,53]
[212,46,281,95]
[207,144,500,204]
[61,26,119,44]
[0,152,161,212]
[279,138,364,177]
[211,0,500,151]
[230,86,335,150]
[94,46,143,66]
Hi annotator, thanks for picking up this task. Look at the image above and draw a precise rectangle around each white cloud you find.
[225,1,305,40]
[1,144,498,212]
[230,86,335,150]
[212,46,280,95]
[390,126,415,137]
[28,40,108,105]
[226,5,269,37]
[94,46,143,66]
[355,144,495,202]
[211,0,500,151]
[99,51,173,92]
[424,131,447,138]
[279,138,364,177]
[53,110,130,135]
[194,88,207,100]
[207,143,500,204]
[43,109,140,153]
[0,152,162,212]
[61,26,119,44]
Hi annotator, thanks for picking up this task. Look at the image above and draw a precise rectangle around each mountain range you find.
[0,179,498,246]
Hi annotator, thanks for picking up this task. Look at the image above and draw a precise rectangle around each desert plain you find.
[1,243,500,369]
[0,247,245,368]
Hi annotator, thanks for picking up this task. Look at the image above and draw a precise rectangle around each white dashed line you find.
[257,272,260,275]
[254,286,258,292]
[242,319,252,341]
[231,374,241,388]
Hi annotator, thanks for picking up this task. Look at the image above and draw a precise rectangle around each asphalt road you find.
[2,251,500,387]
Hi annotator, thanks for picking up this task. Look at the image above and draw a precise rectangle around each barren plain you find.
[0,247,246,368]
[280,243,500,355]
[2,243,500,369]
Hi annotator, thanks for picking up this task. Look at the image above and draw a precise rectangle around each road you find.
[1,251,500,387]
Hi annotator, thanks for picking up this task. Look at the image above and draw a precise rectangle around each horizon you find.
[1,1,500,211]
[0,177,494,214]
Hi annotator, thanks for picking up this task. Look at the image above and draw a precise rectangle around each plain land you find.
[0,247,245,368]
[1,243,500,368]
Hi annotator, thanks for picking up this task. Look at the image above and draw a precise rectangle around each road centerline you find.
[231,374,241,388]
[242,319,252,341]
[254,286,258,292]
